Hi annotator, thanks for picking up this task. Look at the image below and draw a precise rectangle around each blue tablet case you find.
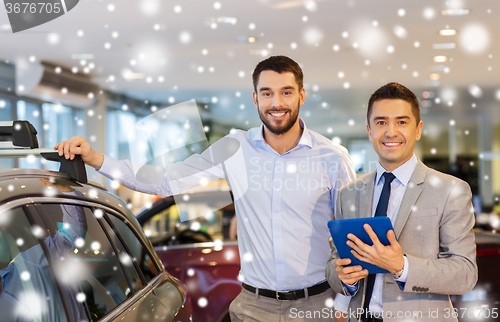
[328,217,395,274]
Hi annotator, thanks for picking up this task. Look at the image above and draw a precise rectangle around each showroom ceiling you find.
[0,0,499,132]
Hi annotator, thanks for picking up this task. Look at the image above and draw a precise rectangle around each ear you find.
[299,87,306,106]
[415,120,423,141]
[253,91,258,109]
[366,123,373,142]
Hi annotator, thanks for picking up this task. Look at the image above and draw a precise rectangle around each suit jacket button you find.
[412,286,417,291]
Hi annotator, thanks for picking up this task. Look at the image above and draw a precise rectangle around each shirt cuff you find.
[333,293,351,313]
[394,255,409,283]
[342,281,358,296]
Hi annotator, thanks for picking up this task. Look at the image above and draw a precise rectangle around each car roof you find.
[0,168,131,219]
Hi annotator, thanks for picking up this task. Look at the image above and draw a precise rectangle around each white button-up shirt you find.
[368,155,416,313]
[98,119,355,291]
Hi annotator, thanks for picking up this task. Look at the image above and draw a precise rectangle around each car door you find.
[30,201,186,321]
[99,208,189,320]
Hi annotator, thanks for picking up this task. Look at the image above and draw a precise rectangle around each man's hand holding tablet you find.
[328,217,405,285]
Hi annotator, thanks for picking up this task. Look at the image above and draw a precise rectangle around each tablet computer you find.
[327,217,395,274]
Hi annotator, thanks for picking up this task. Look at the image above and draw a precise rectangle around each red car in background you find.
[137,189,500,322]
[137,189,240,322]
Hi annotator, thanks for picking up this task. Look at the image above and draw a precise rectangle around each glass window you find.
[17,100,43,169]
[106,110,136,160]
[36,203,133,321]
[0,97,13,121]
[107,215,161,283]
[0,207,68,321]
[0,97,14,169]
[98,213,143,292]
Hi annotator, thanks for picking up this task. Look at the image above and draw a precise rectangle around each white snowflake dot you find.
[75,238,85,248]
[20,271,30,281]
[94,209,104,219]
[198,297,208,308]
[243,252,253,262]
[76,292,86,302]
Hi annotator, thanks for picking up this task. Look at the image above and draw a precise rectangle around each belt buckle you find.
[275,291,290,301]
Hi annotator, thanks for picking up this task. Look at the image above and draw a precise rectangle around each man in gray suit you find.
[326,82,477,322]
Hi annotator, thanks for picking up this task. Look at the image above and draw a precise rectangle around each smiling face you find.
[367,99,423,172]
[253,70,305,135]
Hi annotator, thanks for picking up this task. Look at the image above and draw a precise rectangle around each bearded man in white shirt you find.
[56,56,355,321]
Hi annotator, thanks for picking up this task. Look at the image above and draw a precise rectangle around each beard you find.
[257,100,300,135]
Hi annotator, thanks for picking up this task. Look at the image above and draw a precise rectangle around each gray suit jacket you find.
[326,160,477,321]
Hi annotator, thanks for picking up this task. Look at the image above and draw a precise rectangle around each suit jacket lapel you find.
[393,160,427,237]
[357,171,376,219]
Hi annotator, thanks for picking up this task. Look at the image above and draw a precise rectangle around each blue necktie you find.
[362,172,396,321]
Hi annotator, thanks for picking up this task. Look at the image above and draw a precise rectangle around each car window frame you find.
[19,203,73,321]
[101,211,160,284]
[5,197,170,322]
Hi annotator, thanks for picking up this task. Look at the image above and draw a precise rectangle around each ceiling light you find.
[250,49,271,56]
[71,54,95,60]
[441,9,469,16]
[440,29,457,36]
[210,17,238,24]
[124,72,145,80]
[430,74,440,80]
[248,37,256,43]
[433,56,447,63]
[432,43,456,49]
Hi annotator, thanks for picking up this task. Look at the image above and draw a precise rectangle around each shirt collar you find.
[376,154,418,186]
[251,118,313,149]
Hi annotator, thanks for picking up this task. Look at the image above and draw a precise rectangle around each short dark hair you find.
[367,82,420,126]
[252,56,304,92]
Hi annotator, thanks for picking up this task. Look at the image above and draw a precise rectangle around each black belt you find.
[242,281,330,301]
